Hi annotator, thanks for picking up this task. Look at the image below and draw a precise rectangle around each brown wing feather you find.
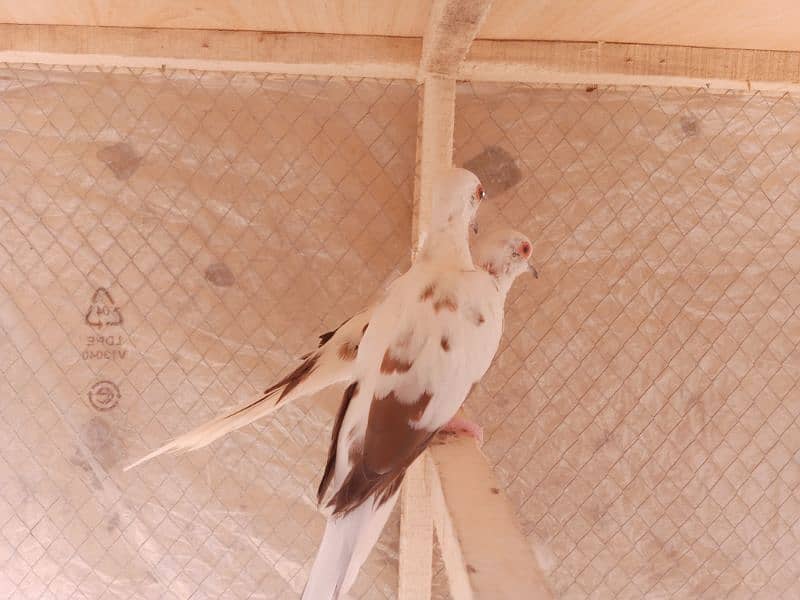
[317,315,352,348]
[221,354,320,422]
[327,389,435,515]
[317,381,359,504]
[317,329,337,348]
[258,353,319,404]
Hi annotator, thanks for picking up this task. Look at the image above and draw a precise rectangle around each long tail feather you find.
[123,387,282,471]
[125,311,369,472]
[302,494,399,599]
[124,354,323,471]
[302,504,369,600]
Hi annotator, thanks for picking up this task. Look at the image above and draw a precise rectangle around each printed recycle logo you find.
[85,287,123,329]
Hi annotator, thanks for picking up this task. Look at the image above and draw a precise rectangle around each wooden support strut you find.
[2,24,800,92]
[0,24,421,79]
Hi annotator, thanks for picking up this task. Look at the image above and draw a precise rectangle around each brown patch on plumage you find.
[317,329,336,347]
[409,391,431,422]
[368,389,432,464]
[481,261,498,277]
[229,354,318,418]
[337,341,358,361]
[271,355,318,401]
[318,315,350,348]
[328,390,435,515]
[348,438,363,465]
[433,296,458,313]
[474,311,485,325]
[440,336,450,352]
[362,322,368,334]
[317,382,359,504]
[419,284,435,301]
[380,349,413,374]
[467,564,477,574]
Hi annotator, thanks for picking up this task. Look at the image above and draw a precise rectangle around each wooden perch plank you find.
[419,0,493,79]
[399,453,434,600]
[429,436,552,599]
[463,39,800,92]
[0,24,421,79]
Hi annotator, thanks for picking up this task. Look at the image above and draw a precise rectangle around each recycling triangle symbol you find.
[85,288,123,329]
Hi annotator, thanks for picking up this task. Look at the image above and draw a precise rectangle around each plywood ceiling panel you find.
[482,0,800,52]
[3,0,798,52]
[0,0,431,36]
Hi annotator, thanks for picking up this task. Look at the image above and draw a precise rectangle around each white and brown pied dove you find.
[302,176,537,599]
[125,168,538,600]
[126,168,486,469]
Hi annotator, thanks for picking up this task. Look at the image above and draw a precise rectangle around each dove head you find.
[473,227,538,291]
[430,167,485,235]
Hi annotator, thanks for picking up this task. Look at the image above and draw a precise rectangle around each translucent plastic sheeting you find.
[2,63,800,600]
[453,82,800,599]
[0,64,417,599]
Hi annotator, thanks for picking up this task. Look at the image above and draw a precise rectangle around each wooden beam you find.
[401,74,457,600]
[411,76,456,256]
[463,39,800,92]
[398,453,434,600]
[404,0,475,571]
[419,0,493,79]
[3,25,800,92]
[0,24,421,79]
[429,436,553,599]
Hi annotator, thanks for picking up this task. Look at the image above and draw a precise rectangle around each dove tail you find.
[124,354,322,471]
[303,493,399,600]
[302,504,369,600]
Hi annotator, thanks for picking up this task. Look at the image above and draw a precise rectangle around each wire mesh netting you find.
[453,82,800,599]
[0,64,417,599]
[1,64,799,600]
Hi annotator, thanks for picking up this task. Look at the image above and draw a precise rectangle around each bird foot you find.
[440,416,484,444]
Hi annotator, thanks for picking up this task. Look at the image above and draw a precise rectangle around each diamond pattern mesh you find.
[2,63,800,600]
[0,64,417,599]
[454,82,800,600]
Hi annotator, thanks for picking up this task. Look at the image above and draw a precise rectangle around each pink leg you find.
[440,415,484,444]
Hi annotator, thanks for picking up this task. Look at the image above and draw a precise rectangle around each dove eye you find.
[475,184,485,203]
[511,240,531,259]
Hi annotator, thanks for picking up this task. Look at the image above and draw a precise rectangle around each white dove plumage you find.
[123,168,537,600]
[124,168,484,471]
[303,178,536,599]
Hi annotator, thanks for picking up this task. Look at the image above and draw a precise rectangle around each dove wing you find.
[302,265,503,599]
[320,265,502,513]
[124,309,372,470]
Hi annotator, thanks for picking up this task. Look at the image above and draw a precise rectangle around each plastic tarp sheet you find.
[2,64,800,600]
[0,65,417,599]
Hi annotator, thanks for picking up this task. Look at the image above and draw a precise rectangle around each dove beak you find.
[528,263,539,278]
